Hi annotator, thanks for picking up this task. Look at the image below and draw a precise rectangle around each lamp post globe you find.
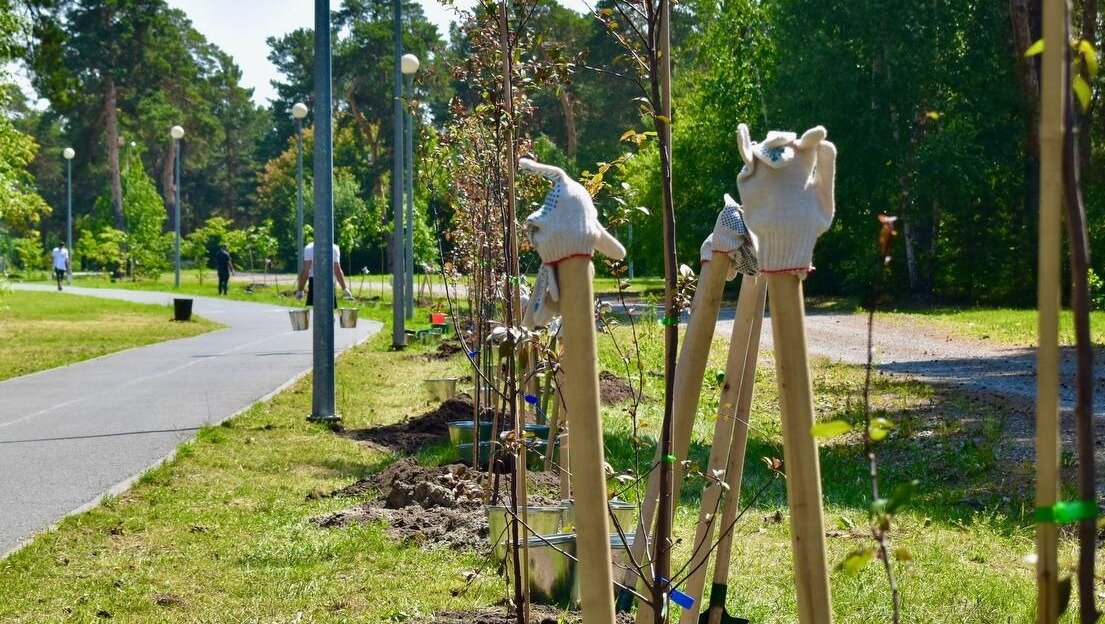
[63,147,75,161]
[401,53,419,75]
[170,125,185,140]
[291,102,309,119]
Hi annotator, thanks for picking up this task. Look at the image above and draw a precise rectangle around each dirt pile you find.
[346,396,474,453]
[311,458,488,550]
[599,371,637,404]
[422,341,465,361]
[421,606,635,623]
[311,458,565,550]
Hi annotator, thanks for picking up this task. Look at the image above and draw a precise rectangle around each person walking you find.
[51,242,70,291]
[215,244,234,296]
[295,240,352,307]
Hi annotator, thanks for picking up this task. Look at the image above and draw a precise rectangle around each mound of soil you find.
[421,606,635,623]
[599,371,637,404]
[422,341,464,361]
[311,457,565,550]
[346,396,474,453]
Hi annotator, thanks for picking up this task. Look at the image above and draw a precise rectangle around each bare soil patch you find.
[344,396,474,454]
[310,457,563,550]
[599,370,637,404]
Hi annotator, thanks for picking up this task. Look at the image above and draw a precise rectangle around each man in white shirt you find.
[295,240,352,307]
[51,243,70,291]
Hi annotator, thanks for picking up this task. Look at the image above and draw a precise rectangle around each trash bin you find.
[173,298,193,321]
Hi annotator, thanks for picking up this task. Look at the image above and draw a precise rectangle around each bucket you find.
[288,308,310,331]
[560,499,635,534]
[447,420,494,446]
[488,505,565,564]
[424,378,459,402]
[504,533,577,606]
[456,441,495,469]
[173,298,193,321]
[568,533,637,605]
[338,307,358,328]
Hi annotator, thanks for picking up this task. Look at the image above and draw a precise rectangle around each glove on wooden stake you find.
[519,159,621,624]
[739,124,836,624]
[629,200,755,624]
[518,159,626,328]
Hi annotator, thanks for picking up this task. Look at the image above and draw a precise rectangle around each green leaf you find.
[1073,75,1092,112]
[869,417,894,442]
[885,479,920,515]
[1079,40,1100,78]
[835,548,874,574]
[810,420,852,438]
[1024,38,1044,57]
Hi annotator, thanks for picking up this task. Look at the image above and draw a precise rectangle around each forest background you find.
[0,0,1092,305]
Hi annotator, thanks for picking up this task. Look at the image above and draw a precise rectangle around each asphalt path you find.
[0,285,380,556]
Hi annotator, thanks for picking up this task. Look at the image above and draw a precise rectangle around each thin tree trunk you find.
[558,89,578,157]
[1079,0,1097,166]
[162,139,175,225]
[105,77,124,231]
[1009,0,1042,295]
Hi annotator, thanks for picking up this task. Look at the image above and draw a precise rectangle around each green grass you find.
[0,289,219,381]
[880,306,1105,347]
[0,312,1072,622]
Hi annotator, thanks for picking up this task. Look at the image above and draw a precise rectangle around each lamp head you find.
[401,54,420,75]
[170,125,185,140]
[291,102,309,119]
[63,147,75,160]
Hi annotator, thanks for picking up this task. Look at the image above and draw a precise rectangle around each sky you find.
[166,0,589,106]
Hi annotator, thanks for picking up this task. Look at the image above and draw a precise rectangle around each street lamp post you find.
[171,125,184,288]
[401,53,419,320]
[390,0,406,349]
[292,102,309,275]
[63,147,75,284]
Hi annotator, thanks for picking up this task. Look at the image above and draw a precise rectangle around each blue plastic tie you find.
[524,394,539,405]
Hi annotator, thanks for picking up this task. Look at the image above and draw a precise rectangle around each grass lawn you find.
[0,312,1074,623]
[0,289,219,381]
[880,306,1105,347]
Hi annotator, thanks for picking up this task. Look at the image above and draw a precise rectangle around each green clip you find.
[663,454,677,464]
[1035,499,1098,524]
[658,316,679,326]
[508,276,522,284]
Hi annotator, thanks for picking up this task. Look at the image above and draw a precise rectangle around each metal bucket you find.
[447,420,493,446]
[487,504,565,565]
[288,308,309,331]
[424,378,458,402]
[560,499,635,534]
[504,534,577,606]
[338,307,358,328]
[456,441,494,469]
[569,533,637,605]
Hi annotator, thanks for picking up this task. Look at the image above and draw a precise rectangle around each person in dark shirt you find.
[215,245,234,296]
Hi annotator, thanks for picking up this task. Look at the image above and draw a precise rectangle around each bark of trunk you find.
[1009,0,1042,294]
[162,139,175,227]
[558,89,578,157]
[105,77,124,231]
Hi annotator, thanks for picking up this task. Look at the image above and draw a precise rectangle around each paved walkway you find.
[0,285,381,556]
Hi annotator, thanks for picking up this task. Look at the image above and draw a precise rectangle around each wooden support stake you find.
[678,274,766,624]
[559,256,616,624]
[628,255,731,623]
[767,273,831,624]
[1036,0,1064,620]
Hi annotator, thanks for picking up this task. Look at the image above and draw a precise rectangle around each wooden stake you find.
[628,254,731,623]
[558,256,616,624]
[704,280,764,624]
[1036,0,1064,620]
[678,274,766,624]
[767,273,831,624]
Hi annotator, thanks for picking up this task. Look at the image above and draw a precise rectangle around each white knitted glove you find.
[522,264,560,328]
[736,124,836,277]
[518,159,626,328]
[519,159,627,264]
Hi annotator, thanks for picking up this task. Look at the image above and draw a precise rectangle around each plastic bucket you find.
[424,378,459,402]
[488,505,567,563]
[173,298,193,321]
[288,309,309,331]
[338,307,358,328]
[456,441,494,469]
[447,420,494,446]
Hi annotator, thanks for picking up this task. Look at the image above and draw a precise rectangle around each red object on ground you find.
[430,313,447,325]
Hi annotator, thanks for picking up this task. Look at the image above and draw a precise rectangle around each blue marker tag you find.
[467,350,479,359]
[524,394,538,405]
[659,577,695,610]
